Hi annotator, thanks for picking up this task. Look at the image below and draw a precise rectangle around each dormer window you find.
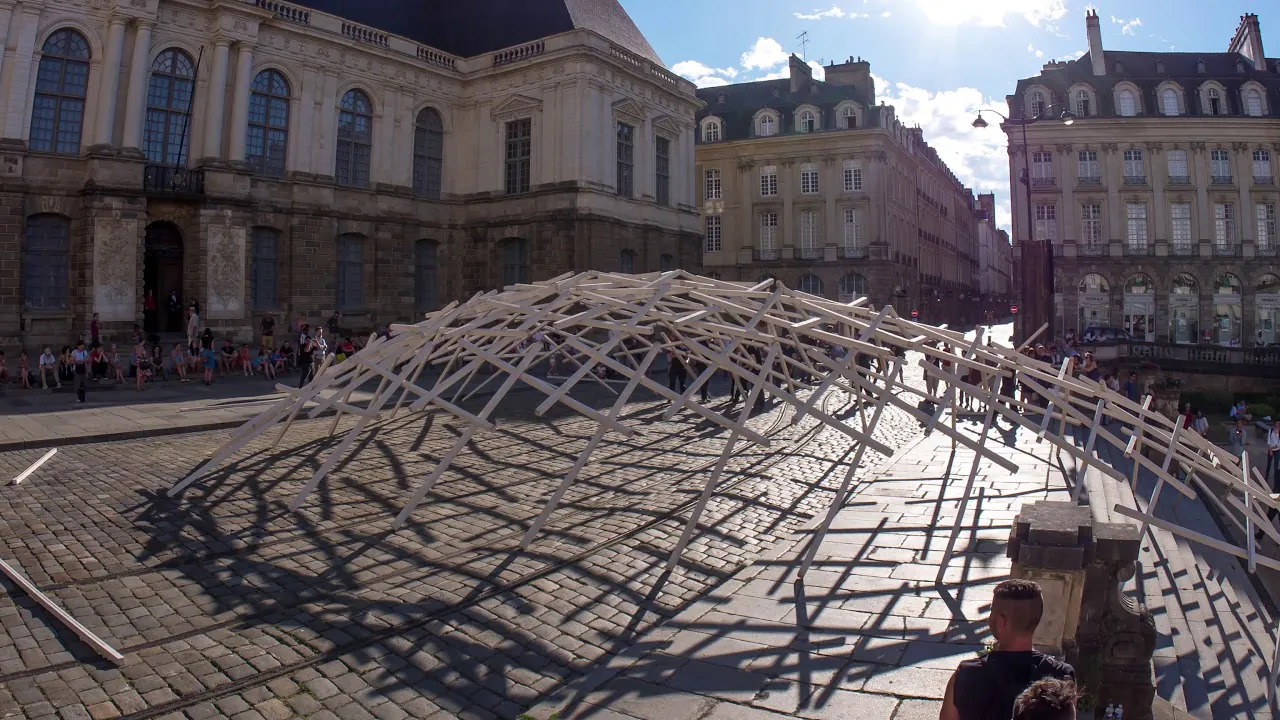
[1029,91,1045,117]
[1208,88,1223,116]
[716,93,726,104]
[798,110,816,133]
[1236,61,1245,74]
[1161,88,1180,116]
[840,106,857,129]
[1246,88,1264,116]
[1156,61,1165,73]
[1197,60,1206,74]
[757,114,776,137]
[1114,61,1123,73]
[702,118,722,142]
[771,88,781,98]
[1117,88,1137,117]
[1074,90,1091,117]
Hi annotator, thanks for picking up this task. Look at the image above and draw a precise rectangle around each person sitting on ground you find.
[337,337,356,363]
[1230,400,1253,422]
[39,347,59,389]
[1192,410,1210,437]
[940,579,1075,720]
[17,351,31,389]
[1012,678,1079,720]
[278,340,295,371]
[170,343,190,383]
[58,346,75,384]
[150,342,167,381]
[105,344,125,383]
[186,341,201,375]
[270,347,285,374]
[256,348,276,380]
[89,344,108,381]
[238,344,253,376]
[134,340,151,391]
[219,338,237,374]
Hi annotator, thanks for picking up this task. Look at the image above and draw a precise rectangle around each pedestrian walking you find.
[1230,418,1247,459]
[1267,420,1280,493]
[71,340,88,402]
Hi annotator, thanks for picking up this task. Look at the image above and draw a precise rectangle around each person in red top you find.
[90,312,101,347]
[143,289,157,333]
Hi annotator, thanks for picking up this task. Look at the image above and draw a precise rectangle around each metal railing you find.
[1170,242,1197,256]
[842,245,868,259]
[1254,175,1275,185]
[1167,175,1191,185]
[1031,177,1057,188]
[1258,243,1278,257]
[1211,175,1234,185]
[1077,176,1102,186]
[755,249,780,261]
[143,165,204,195]
[1124,243,1153,256]
[1213,243,1237,257]
[1123,175,1147,185]
[1079,243,1107,257]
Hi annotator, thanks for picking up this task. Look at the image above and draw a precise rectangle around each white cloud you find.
[671,60,739,88]
[1110,15,1142,35]
[881,10,892,17]
[1028,44,1044,59]
[1069,49,1087,59]
[908,0,1066,30]
[740,37,789,70]
[750,60,826,83]
[794,6,870,20]
[874,74,1013,230]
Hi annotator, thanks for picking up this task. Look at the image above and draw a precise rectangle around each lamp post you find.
[973,105,1075,345]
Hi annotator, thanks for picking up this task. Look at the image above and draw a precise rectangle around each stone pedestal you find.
[1007,501,1091,656]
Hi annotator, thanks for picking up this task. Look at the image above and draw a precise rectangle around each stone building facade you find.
[1007,11,1280,345]
[0,0,702,351]
[977,192,1015,311]
[694,55,983,327]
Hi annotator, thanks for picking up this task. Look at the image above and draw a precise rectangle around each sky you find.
[621,0,1269,231]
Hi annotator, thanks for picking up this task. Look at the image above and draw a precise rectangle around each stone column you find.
[1151,146,1167,244]
[824,157,838,257]
[781,161,795,257]
[0,6,13,102]
[318,71,338,178]
[1006,501,1091,656]
[120,20,154,151]
[201,39,231,159]
[2,9,42,140]
[1059,147,1075,246]
[1235,144,1253,250]
[1193,145,1212,241]
[226,42,254,162]
[93,17,127,146]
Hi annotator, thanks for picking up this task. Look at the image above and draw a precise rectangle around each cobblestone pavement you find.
[0,359,934,720]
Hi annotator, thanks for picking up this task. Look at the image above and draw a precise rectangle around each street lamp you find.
[973,105,1075,344]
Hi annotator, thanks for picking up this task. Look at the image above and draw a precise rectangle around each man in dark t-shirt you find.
[941,579,1075,720]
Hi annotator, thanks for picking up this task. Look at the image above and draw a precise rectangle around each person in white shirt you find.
[38,347,59,390]
[70,339,89,403]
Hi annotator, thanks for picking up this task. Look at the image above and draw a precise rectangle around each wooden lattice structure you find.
[168,271,1280,694]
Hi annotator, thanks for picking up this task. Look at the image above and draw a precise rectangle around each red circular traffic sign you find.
[1011,304,1019,315]
[911,309,919,319]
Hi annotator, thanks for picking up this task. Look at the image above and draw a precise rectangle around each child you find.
[201,331,217,386]
[17,351,31,389]
[171,343,189,382]
[239,344,253,376]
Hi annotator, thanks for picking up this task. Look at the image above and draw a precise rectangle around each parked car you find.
[1080,326,1131,344]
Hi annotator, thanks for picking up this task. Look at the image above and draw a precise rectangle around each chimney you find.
[1086,9,1105,76]
[824,56,875,102]
[788,54,813,93]
[978,193,996,219]
[1228,14,1265,69]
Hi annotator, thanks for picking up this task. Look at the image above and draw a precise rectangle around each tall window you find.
[502,238,529,285]
[800,163,819,194]
[144,49,196,166]
[504,118,532,194]
[412,108,444,199]
[1214,202,1235,244]
[1080,204,1102,246]
[704,216,722,253]
[1171,203,1193,245]
[620,249,636,273]
[757,114,776,137]
[1029,91,1045,117]
[760,166,778,196]
[29,29,90,154]
[336,234,364,309]
[759,212,778,253]
[800,211,820,256]
[250,228,278,309]
[655,136,670,206]
[1166,149,1189,180]
[838,274,867,303]
[840,106,857,129]
[1161,88,1179,116]
[1074,90,1090,117]
[842,208,862,248]
[1211,149,1231,180]
[1253,149,1272,180]
[1258,204,1277,250]
[798,110,815,133]
[1077,150,1099,180]
[246,70,289,177]
[615,122,634,197]
[1123,149,1144,179]
[797,274,822,296]
[1207,88,1223,116]
[22,214,70,310]
[414,240,437,311]
[660,254,674,271]
[843,160,862,191]
[1246,89,1264,117]
[1034,204,1056,241]
[704,169,721,200]
[336,89,373,187]
[1031,151,1054,182]
[1125,203,1148,247]
[702,120,721,142]
[1117,88,1136,117]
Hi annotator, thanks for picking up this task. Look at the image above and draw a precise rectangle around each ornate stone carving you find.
[206,224,246,320]
[1144,142,1163,154]
[1232,142,1249,152]
[1055,143,1074,154]
[1100,143,1119,154]
[93,218,137,322]
[1189,141,1207,152]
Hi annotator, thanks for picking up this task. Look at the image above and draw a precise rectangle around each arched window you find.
[620,249,636,274]
[797,274,823,296]
[29,29,90,154]
[1171,273,1198,294]
[660,253,674,271]
[1079,273,1109,294]
[250,227,278,309]
[838,273,867,303]
[503,238,529,286]
[1161,88,1179,116]
[247,69,289,177]
[414,239,438,311]
[1207,88,1223,116]
[144,48,196,165]
[336,89,373,187]
[1074,90,1091,117]
[840,106,857,129]
[702,119,721,142]
[757,114,775,137]
[1029,91,1045,117]
[1246,88,1264,117]
[1124,273,1153,294]
[336,234,364,309]
[1215,273,1242,294]
[1258,274,1280,294]
[1117,88,1136,117]
[798,110,815,133]
[23,214,70,310]
[412,108,444,199]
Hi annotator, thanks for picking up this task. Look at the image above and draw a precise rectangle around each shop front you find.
[1211,273,1242,346]
[1168,273,1199,344]
[1122,273,1155,342]
[1257,274,1280,346]
[1077,273,1110,335]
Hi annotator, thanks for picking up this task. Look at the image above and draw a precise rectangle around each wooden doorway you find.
[144,221,184,334]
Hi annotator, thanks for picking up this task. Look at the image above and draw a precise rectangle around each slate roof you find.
[1012,51,1280,117]
[285,0,662,64]
[694,77,877,142]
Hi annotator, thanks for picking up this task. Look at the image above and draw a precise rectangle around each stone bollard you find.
[1006,501,1091,657]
